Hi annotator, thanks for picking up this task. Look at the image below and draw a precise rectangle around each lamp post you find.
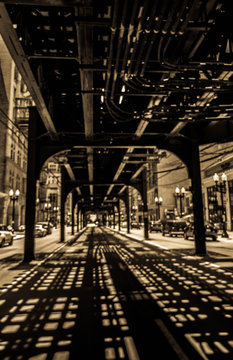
[9,189,20,231]
[213,172,229,238]
[131,204,138,221]
[44,202,51,222]
[155,196,163,220]
[175,186,185,217]
[36,198,40,222]
[53,206,59,228]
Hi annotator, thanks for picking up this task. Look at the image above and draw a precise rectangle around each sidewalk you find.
[13,226,77,240]
[109,226,233,260]
[114,226,233,241]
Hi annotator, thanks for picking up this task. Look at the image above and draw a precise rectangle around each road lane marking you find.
[124,336,140,360]
[144,240,168,249]
[155,319,189,360]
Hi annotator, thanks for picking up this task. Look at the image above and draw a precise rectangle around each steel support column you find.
[142,168,149,240]
[81,212,84,228]
[71,191,75,235]
[24,107,37,262]
[118,199,121,231]
[60,165,65,242]
[191,142,206,255]
[76,204,79,232]
[84,212,87,227]
[125,187,130,234]
[113,210,116,229]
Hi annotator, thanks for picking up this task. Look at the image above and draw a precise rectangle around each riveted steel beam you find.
[0,4,58,140]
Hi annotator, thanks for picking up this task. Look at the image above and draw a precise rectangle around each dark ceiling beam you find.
[66,180,140,188]
[197,119,233,144]
[67,154,86,158]
[72,144,158,148]
[75,17,111,26]
[105,98,160,200]
[130,164,147,181]
[28,55,79,61]
[122,160,158,164]
[0,0,89,5]
[80,86,233,95]
[124,153,160,158]
[0,4,58,140]
[64,163,81,196]
[187,24,211,31]
[70,182,128,187]
[75,6,94,198]
[28,56,106,71]
[168,0,221,137]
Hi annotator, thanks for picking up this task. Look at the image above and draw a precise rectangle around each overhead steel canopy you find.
[1,0,233,210]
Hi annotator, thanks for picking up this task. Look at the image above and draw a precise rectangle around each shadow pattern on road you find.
[0,228,233,358]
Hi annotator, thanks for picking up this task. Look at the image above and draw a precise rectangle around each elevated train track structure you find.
[0,0,233,258]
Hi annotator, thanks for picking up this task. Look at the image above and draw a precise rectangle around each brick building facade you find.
[0,35,30,228]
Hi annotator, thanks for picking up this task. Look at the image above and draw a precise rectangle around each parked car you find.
[37,221,53,235]
[18,224,25,232]
[35,224,47,237]
[149,220,163,232]
[131,222,141,229]
[162,219,187,237]
[0,224,14,246]
[184,222,218,241]
[121,221,127,228]
[213,222,226,234]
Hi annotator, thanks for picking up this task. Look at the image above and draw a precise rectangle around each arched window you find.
[9,170,12,188]
[17,151,21,167]
[10,144,15,161]
[16,174,20,190]
[9,170,15,188]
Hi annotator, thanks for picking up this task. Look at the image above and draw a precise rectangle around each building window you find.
[22,178,26,194]
[9,170,15,188]
[23,157,27,171]
[48,163,57,170]
[17,151,21,167]
[16,175,20,190]
[14,65,18,81]
[10,144,15,161]
[228,180,233,230]
[207,186,221,223]
[9,171,12,188]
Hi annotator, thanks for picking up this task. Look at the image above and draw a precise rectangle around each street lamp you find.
[213,172,229,238]
[175,186,185,217]
[9,189,20,231]
[53,206,59,227]
[155,196,163,220]
[44,202,51,221]
[36,198,40,222]
[131,204,138,221]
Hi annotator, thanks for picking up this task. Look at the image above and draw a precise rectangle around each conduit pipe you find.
[110,0,129,100]
[128,0,154,77]
[121,0,140,77]
[105,0,119,101]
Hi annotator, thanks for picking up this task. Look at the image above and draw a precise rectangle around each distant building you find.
[201,142,233,231]
[37,160,61,226]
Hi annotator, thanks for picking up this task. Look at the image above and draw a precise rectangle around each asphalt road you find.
[119,228,233,259]
[0,226,232,359]
[0,227,74,288]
